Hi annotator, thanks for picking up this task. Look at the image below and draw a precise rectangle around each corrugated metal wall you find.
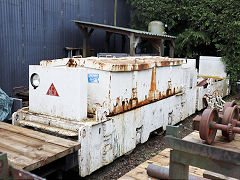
[0,0,130,95]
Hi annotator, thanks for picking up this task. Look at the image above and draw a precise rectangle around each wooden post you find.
[148,39,163,56]
[169,150,189,179]
[158,41,162,56]
[129,33,136,56]
[169,40,175,58]
[82,28,88,58]
[161,39,164,57]
[78,26,94,58]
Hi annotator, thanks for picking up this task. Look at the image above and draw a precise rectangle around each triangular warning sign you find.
[46,83,59,96]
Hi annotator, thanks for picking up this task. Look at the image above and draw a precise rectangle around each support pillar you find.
[148,39,163,56]
[129,33,136,56]
[82,28,88,58]
[169,150,189,179]
[78,26,94,58]
[169,40,175,58]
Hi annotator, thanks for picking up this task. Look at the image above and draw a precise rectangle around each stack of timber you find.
[0,122,80,171]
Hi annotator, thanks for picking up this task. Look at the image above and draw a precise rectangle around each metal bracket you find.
[166,124,183,139]
[0,152,44,179]
[166,134,240,179]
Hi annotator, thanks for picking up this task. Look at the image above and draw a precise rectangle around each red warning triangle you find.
[46,83,59,96]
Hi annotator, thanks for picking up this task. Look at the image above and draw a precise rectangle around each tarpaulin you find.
[0,88,13,121]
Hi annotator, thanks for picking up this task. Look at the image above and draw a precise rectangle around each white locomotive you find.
[13,56,229,176]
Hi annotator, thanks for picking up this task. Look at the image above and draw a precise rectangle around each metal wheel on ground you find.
[222,100,237,115]
[222,106,239,140]
[199,108,219,145]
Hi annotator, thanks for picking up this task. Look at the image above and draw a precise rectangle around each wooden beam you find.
[82,31,87,58]
[78,26,88,58]
[169,40,175,58]
[78,26,95,58]
[148,39,163,56]
[88,28,94,38]
[129,33,136,56]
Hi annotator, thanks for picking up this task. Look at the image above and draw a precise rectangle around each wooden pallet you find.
[120,130,240,180]
[0,122,80,171]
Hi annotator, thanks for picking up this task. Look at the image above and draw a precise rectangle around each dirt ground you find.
[62,112,200,180]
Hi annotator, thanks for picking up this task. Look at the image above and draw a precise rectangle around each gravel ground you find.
[62,111,201,180]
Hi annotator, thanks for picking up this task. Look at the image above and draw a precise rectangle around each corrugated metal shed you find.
[74,20,176,39]
[74,20,176,57]
[0,0,130,95]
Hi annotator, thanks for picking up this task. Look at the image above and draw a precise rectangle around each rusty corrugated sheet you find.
[0,0,130,95]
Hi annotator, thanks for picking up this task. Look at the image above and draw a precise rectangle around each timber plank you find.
[184,130,240,152]
[0,129,66,154]
[0,122,80,171]
[203,170,238,180]
[0,138,51,160]
[0,145,34,169]
[0,122,77,148]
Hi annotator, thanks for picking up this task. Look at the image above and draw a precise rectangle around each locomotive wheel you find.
[199,108,219,144]
[222,100,237,115]
[222,106,239,140]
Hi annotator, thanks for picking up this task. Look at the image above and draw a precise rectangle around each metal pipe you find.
[147,164,169,179]
[211,122,228,132]
[146,164,206,180]
[233,127,240,134]
[235,120,240,126]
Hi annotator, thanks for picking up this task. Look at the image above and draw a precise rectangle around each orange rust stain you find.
[160,61,170,67]
[44,60,53,65]
[66,58,77,67]
[137,99,150,107]
[159,92,162,99]
[136,63,151,70]
[107,66,180,116]
[176,60,182,65]
[148,67,159,100]
[116,97,120,105]
[108,87,182,117]
[120,65,127,71]
[94,61,106,68]
[149,67,156,91]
